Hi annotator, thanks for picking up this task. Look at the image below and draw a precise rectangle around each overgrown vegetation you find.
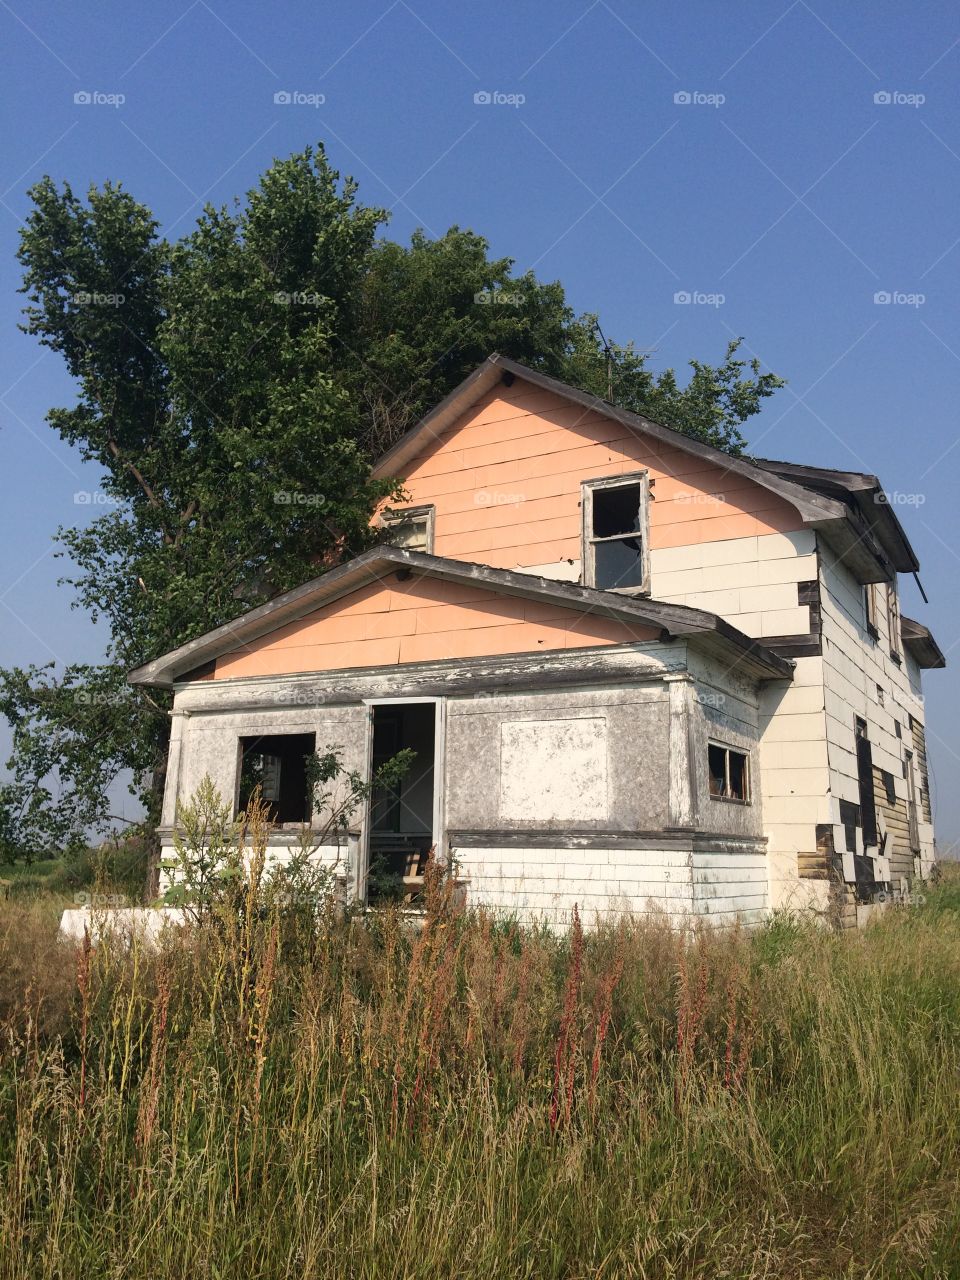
[1,854,959,1279]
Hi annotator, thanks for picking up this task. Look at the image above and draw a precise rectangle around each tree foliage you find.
[0,143,783,865]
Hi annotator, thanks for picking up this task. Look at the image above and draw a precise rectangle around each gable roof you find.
[372,354,916,582]
[128,545,794,688]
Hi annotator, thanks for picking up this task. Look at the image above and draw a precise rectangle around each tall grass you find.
[1,869,959,1278]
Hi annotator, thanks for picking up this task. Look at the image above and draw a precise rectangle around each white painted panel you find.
[498,717,608,822]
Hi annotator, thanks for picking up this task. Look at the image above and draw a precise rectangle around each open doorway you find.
[367,702,436,905]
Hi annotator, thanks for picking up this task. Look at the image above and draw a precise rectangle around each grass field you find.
[1,862,959,1279]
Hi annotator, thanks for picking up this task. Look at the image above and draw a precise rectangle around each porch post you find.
[665,672,697,829]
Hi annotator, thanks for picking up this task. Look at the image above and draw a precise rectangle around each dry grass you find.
[1,865,959,1279]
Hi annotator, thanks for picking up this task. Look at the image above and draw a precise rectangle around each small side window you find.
[380,505,434,553]
[708,742,750,803]
[582,474,649,592]
[238,732,316,825]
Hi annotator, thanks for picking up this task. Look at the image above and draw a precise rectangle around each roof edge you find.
[128,545,792,688]
[371,355,848,530]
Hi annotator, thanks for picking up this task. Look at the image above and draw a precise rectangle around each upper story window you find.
[380,504,435,554]
[864,582,879,639]
[886,580,902,662]
[581,473,649,592]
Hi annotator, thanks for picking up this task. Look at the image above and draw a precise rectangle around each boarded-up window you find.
[886,582,902,660]
[499,718,607,822]
[864,583,879,637]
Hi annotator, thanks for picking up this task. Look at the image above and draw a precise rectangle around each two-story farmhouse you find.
[130,355,945,926]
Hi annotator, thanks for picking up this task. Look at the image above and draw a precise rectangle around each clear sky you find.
[0,0,957,846]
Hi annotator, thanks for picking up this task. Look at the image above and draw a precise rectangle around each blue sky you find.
[0,0,957,844]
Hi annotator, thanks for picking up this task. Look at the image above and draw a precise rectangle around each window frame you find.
[886,580,902,663]
[707,740,751,805]
[863,582,879,640]
[236,731,317,828]
[379,503,435,554]
[580,471,651,594]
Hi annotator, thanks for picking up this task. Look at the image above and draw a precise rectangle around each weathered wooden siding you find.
[214,575,659,679]
[389,381,804,574]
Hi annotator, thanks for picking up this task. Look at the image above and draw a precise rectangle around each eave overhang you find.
[752,458,919,576]
[128,545,794,689]
[900,615,946,668]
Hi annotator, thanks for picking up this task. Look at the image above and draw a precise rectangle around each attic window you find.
[708,743,749,803]
[380,505,434,554]
[582,474,649,592]
[238,733,315,825]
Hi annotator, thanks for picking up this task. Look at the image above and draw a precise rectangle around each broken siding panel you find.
[911,718,932,823]
[872,763,913,881]
[817,538,934,886]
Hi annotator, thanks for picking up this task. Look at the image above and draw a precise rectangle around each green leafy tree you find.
[0,143,783,872]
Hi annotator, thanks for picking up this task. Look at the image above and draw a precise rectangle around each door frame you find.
[357,696,446,905]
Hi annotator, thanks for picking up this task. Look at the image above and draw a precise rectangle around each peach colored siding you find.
[214,575,658,679]
[386,382,803,570]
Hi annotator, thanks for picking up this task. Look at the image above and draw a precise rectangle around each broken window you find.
[582,474,648,592]
[238,732,316,825]
[380,505,434,553]
[708,743,749,802]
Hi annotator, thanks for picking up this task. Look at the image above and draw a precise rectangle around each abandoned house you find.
[129,355,945,926]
